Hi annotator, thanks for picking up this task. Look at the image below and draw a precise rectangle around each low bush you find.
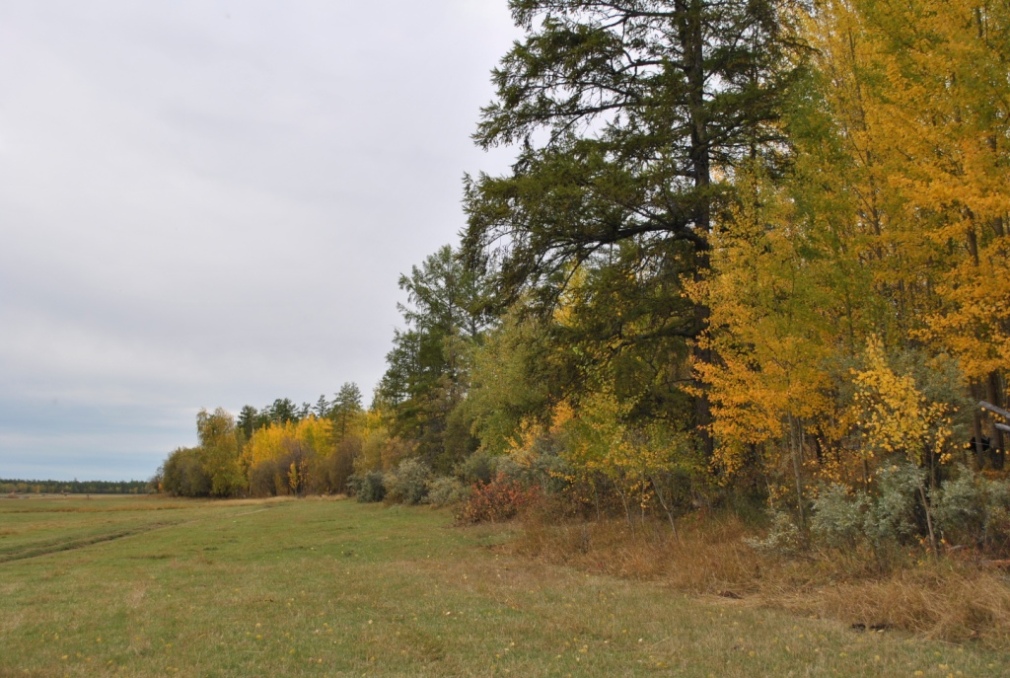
[454,474,541,524]
[806,463,927,568]
[348,470,386,503]
[509,507,1010,646]
[809,483,869,551]
[427,476,469,507]
[744,510,804,558]
[455,451,495,486]
[934,465,1010,555]
[385,459,432,505]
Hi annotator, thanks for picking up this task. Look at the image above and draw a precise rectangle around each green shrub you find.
[934,465,1010,554]
[491,455,526,484]
[348,470,386,503]
[495,451,572,495]
[807,463,926,567]
[455,451,495,485]
[427,476,470,508]
[385,459,432,505]
[745,510,803,557]
[810,484,869,551]
[933,465,986,547]
[867,464,923,547]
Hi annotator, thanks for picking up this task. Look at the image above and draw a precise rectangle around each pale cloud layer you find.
[0,1,518,480]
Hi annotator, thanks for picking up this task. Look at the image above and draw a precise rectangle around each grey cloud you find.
[0,0,519,480]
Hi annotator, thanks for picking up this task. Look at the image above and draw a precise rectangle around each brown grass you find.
[813,567,1010,644]
[508,507,1010,647]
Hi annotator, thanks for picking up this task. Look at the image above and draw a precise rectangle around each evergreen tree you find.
[463,0,801,439]
[330,382,364,441]
[378,245,488,470]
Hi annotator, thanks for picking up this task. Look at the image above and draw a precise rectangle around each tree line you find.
[154,384,367,498]
[158,0,1010,558]
[1,479,149,495]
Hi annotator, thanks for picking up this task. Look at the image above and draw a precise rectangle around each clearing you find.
[1,496,1006,676]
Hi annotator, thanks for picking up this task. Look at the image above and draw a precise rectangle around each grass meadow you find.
[1,496,1008,677]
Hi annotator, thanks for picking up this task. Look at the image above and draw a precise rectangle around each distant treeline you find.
[0,479,151,495]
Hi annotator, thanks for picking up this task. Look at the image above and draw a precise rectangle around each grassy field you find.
[1,496,1008,677]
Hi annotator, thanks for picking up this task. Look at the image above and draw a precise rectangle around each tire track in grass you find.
[0,500,291,565]
[0,521,182,564]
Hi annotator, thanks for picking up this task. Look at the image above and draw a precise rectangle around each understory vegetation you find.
[154,0,1010,643]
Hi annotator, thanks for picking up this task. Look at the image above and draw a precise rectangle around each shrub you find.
[934,465,1010,554]
[454,474,541,524]
[933,465,986,548]
[810,484,870,551]
[385,459,432,505]
[455,451,495,485]
[867,464,923,547]
[744,510,803,557]
[491,455,527,484]
[806,463,927,567]
[493,450,572,495]
[348,470,386,503]
[427,477,470,508]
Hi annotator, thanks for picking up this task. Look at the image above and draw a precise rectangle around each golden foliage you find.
[245,417,333,468]
[695,0,1007,487]
[851,337,954,465]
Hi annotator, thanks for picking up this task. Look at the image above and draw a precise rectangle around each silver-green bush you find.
[810,483,870,550]
[348,470,386,503]
[934,465,1010,554]
[745,510,803,557]
[385,459,432,505]
[426,476,470,507]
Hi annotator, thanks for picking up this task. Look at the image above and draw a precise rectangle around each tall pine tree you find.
[463,0,801,440]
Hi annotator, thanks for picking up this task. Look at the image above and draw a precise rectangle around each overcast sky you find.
[0,1,519,481]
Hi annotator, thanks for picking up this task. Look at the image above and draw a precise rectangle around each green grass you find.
[1,496,1007,677]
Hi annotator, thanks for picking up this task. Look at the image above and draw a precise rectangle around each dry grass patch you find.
[811,566,1010,644]
[509,510,1010,647]
[512,510,763,591]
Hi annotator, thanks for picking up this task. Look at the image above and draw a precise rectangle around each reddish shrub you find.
[454,474,541,525]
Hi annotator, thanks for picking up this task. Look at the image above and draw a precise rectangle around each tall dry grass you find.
[508,505,1010,647]
[813,567,1010,644]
